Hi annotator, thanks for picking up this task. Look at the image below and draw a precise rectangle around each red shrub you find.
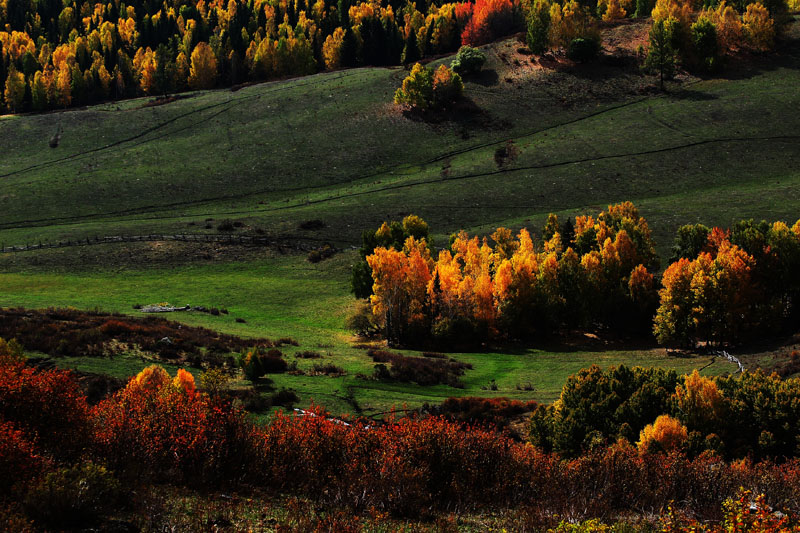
[92,370,261,486]
[0,357,91,460]
[0,420,45,496]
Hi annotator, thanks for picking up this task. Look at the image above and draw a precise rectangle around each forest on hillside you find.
[1,0,794,112]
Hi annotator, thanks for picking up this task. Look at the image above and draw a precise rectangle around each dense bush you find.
[368,349,471,387]
[0,353,91,460]
[0,420,43,497]
[431,396,539,430]
[529,365,680,456]
[239,347,287,380]
[529,364,800,462]
[567,37,602,62]
[23,462,121,529]
[0,307,279,367]
[450,45,488,75]
[2,354,800,524]
[92,366,261,485]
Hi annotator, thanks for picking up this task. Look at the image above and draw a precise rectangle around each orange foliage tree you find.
[365,202,659,346]
[637,414,688,453]
[655,233,757,347]
[461,0,520,46]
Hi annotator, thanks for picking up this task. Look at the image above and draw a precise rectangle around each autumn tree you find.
[188,42,219,89]
[323,27,346,69]
[461,0,519,46]
[742,2,775,51]
[673,370,725,437]
[602,0,627,21]
[705,2,743,52]
[432,63,464,107]
[367,236,433,344]
[548,0,599,50]
[655,236,755,347]
[351,215,430,298]
[30,70,48,110]
[394,62,463,111]
[3,66,26,112]
[637,414,688,453]
[394,62,433,109]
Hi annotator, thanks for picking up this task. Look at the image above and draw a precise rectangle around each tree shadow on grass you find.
[469,68,500,87]
[400,96,511,133]
[668,88,719,101]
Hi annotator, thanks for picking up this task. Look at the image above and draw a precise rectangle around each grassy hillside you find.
[1,20,799,416]
[0,24,798,253]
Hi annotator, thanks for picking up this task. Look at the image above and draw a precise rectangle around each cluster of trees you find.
[656,219,800,347]
[393,45,486,110]
[525,0,603,61]
[521,0,788,79]
[356,205,800,349]
[530,365,800,461]
[644,0,784,88]
[0,0,523,113]
[362,202,659,346]
[2,346,800,528]
[394,61,463,110]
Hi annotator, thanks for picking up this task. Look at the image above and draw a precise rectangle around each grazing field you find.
[0,245,739,415]
[1,19,799,416]
[0,21,799,256]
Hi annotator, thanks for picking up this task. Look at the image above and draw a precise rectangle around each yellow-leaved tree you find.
[322,27,346,69]
[637,414,688,453]
[742,2,775,51]
[602,0,627,21]
[188,42,219,90]
[4,66,26,113]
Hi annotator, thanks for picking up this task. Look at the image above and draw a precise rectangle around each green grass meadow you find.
[1,23,798,416]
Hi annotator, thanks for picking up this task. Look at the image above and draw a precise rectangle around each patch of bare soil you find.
[601,18,651,56]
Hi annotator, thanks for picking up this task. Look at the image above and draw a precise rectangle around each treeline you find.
[0,0,525,113]
[355,203,800,348]
[524,0,790,69]
[2,345,800,529]
[3,0,792,114]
